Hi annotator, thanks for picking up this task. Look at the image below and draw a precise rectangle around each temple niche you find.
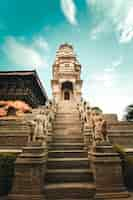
[51,43,82,103]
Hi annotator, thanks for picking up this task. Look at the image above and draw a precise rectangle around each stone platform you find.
[90,143,130,200]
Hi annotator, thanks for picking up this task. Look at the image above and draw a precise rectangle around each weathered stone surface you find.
[0,119,30,148]
[107,122,133,148]
[8,145,47,200]
[103,114,118,122]
[44,102,96,199]
[90,144,130,199]
[51,44,82,103]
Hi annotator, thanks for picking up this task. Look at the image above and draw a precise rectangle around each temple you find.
[51,44,82,103]
[0,44,133,200]
[0,70,48,107]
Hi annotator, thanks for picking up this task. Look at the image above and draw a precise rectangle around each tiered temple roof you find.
[0,70,48,108]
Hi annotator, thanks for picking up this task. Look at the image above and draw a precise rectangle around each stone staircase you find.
[44,101,95,199]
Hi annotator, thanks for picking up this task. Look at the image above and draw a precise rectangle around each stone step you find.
[45,169,94,183]
[108,124,133,130]
[53,126,81,131]
[48,150,87,158]
[57,109,78,112]
[54,121,81,126]
[53,120,82,127]
[53,129,82,135]
[57,199,90,200]
[53,137,83,143]
[55,116,79,119]
[53,127,81,130]
[56,112,78,115]
[56,113,79,116]
[47,158,90,169]
[53,131,82,135]
[55,115,79,119]
[54,120,80,124]
[53,131,82,136]
[57,109,78,111]
[55,121,80,125]
[53,133,82,137]
[51,143,84,150]
[44,182,95,199]
[54,122,81,126]
[108,130,133,134]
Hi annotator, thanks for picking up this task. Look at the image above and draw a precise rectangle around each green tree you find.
[124,104,133,121]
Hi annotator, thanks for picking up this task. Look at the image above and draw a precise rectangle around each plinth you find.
[8,143,47,200]
[90,142,129,199]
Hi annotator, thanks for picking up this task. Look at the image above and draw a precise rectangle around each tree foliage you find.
[124,104,133,121]
[0,153,16,196]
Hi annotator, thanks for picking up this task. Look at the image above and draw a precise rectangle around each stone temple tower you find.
[51,43,82,103]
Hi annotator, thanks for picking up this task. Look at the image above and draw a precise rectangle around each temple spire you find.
[51,43,82,103]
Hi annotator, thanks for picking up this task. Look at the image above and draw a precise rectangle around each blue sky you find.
[0,0,133,118]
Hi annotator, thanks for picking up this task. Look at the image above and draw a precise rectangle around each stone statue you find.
[26,100,56,145]
[78,100,87,122]
[93,114,109,145]
[78,99,109,147]
[28,110,46,143]
[27,120,36,143]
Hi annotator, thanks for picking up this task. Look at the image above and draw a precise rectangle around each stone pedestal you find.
[90,143,129,199]
[8,143,47,200]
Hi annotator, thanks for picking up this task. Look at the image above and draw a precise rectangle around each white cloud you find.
[112,58,122,67]
[61,0,77,25]
[89,58,122,88]
[89,21,112,40]
[89,22,106,40]
[118,6,133,43]
[88,0,133,44]
[32,36,49,51]
[88,0,124,19]
[100,73,113,87]
[89,71,115,88]
[2,37,48,69]
[82,58,130,119]
[83,79,133,119]
[87,0,96,6]
[115,59,122,67]
[104,57,122,72]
